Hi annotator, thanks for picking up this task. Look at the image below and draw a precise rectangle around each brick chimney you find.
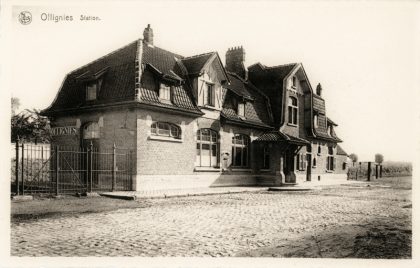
[316,83,322,96]
[226,46,248,80]
[143,24,154,45]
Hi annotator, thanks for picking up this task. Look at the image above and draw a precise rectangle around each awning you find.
[255,131,310,146]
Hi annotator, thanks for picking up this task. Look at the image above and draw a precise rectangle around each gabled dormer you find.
[181,52,229,112]
[75,67,109,103]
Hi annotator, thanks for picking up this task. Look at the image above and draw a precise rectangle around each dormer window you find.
[159,83,171,101]
[314,115,318,128]
[203,83,215,107]
[238,102,245,117]
[288,96,298,125]
[86,82,98,101]
[292,76,297,88]
[328,126,332,136]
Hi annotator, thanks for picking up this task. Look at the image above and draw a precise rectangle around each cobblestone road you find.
[11,182,411,257]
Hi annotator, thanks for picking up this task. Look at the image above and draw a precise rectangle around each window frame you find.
[159,83,171,101]
[287,96,298,126]
[326,146,335,171]
[86,82,98,101]
[83,122,100,139]
[237,102,245,117]
[291,76,297,89]
[196,129,220,167]
[203,82,215,107]
[314,115,319,128]
[231,134,250,168]
[151,122,181,139]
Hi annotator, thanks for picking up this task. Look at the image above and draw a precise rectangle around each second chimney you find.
[143,24,154,45]
[226,46,248,80]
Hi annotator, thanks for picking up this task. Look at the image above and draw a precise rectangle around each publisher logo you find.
[18,11,32,25]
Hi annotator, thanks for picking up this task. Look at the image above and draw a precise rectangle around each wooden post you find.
[15,138,20,195]
[306,154,311,181]
[380,165,383,178]
[367,162,371,181]
[375,164,379,179]
[55,145,59,196]
[112,143,116,192]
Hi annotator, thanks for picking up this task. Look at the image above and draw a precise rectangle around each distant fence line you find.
[348,161,412,180]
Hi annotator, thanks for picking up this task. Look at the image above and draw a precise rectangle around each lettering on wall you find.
[51,126,78,136]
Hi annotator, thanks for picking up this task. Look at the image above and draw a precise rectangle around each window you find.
[238,102,245,117]
[342,162,347,170]
[203,83,215,106]
[314,115,318,128]
[83,122,100,139]
[232,134,250,168]
[159,84,171,101]
[263,146,270,169]
[151,122,181,139]
[196,129,219,167]
[328,126,333,136]
[312,157,317,168]
[317,145,321,155]
[292,76,297,88]
[86,82,98,101]
[288,97,298,125]
[326,146,335,171]
[296,153,306,171]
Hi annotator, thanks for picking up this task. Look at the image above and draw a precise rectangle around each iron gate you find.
[12,141,133,195]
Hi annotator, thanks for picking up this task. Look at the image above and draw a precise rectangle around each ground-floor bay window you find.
[196,129,219,167]
[232,134,250,168]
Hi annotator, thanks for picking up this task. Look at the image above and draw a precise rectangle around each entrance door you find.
[283,150,296,183]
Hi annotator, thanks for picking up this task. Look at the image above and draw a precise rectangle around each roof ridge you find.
[264,62,297,70]
[70,39,141,75]
[182,51,216,60]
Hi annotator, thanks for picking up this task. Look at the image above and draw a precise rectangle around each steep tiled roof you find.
[43,40,203,115]
[142,44,185,79]
[44,40,139,113]
[248,63,296,80]
[221,73,273,128]
[225,72,253,100]
[313,95,326,114]
[336,144,348,156]
[327,117,338,126]
[255,130,310,145]
[181,53,215,75]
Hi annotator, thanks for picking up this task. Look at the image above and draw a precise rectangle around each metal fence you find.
[11,141,134,195]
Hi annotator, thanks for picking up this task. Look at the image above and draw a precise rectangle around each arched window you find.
[196,129,219,167]
[313,157,317,168]
[83,122,100,139]
[151,122,181,139]
[232,134,250,168]
[327,146,335,171]
[288,97,298,125]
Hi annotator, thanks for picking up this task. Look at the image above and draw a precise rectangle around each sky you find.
[4,0,419,162]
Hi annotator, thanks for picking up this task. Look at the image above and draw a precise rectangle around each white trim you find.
[148,135,183,143]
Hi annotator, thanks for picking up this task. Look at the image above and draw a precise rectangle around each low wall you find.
[134,173,279,191]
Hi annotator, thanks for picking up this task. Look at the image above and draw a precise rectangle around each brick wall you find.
[136,109,196,175]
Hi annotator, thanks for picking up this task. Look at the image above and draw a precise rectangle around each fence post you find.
[367,162,371,181]
[88,142,93,193]
[55,145,59,196]
[21,142,25,195]
[112,143,116,192]
[379,165,383,178]
[375,164,379,179]
[15,138,20,195]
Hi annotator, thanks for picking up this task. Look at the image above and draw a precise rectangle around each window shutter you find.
[333,158,336,170]
[326,157,329,170]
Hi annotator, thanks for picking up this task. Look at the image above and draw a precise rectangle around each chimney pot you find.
[143,24,154,45]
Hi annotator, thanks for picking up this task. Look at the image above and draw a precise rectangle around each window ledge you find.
[287,123,298,127]
[231,168,252,172]
[194,167,221,172]
[326,170,334,173]
[200,105,218,111]
[148,135,182,143]
[312,166,317,169]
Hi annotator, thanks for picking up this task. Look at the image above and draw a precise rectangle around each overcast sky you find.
[5,1,419,162]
